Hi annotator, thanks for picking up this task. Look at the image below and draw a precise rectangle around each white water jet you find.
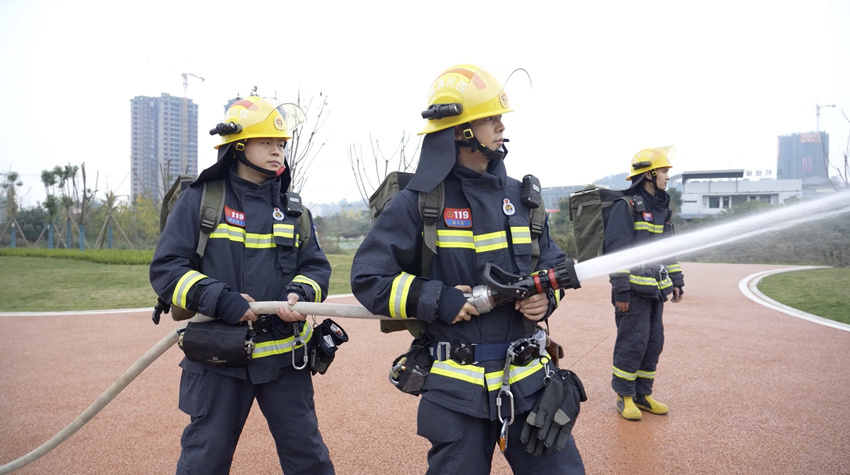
[573,190,850,282]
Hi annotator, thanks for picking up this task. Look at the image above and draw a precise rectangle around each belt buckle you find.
[255,315,274,333]
[435,342,451,361]
[452,344,475,365]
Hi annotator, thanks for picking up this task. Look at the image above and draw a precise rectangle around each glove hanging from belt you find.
[310,318,349,375]
[520,368,587,456]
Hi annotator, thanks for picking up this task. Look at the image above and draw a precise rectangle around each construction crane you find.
[816,101,835,132]
[179,72,205,182]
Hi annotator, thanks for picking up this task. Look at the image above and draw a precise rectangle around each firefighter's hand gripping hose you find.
[464,260,581,314]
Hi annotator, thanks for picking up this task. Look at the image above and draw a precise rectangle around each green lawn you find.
[757,267,850,324]
[0,254,353,312]
[0,256,846,327]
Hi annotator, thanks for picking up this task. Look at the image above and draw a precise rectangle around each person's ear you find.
[454,126,465,141]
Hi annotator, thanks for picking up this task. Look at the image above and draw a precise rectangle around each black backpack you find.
[567,186,636,263]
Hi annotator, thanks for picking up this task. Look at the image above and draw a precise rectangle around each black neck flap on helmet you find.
[407,127,457,193]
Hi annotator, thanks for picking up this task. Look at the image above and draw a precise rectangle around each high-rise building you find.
[130,93,199,203]
[776,132,831,190]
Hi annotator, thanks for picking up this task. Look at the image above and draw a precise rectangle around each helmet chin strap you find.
[234,141,278,177]
[458,124,509,161]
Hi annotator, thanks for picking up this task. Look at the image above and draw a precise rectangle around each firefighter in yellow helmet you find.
[603,146,685,421]
[351,65,585,473]
[150,96,337,473]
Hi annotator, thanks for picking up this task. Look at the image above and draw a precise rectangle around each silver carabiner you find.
[497,387,515,425]
[291,322,309,370]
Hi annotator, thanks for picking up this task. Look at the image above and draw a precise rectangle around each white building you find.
[680,170,802,219]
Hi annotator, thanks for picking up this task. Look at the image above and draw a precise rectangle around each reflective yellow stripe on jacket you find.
[173,270,206,308]
[291,275,323,302]
[209,223,296,248]
[252,321,313,359]
[430,358,546,391]
[435,228,531,254]
[389,272,416,319]
[633,221,664,234]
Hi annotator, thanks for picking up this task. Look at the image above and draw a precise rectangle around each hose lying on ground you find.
[0,301,386,474]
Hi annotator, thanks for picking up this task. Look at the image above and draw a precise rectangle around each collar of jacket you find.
[228,167,282,203]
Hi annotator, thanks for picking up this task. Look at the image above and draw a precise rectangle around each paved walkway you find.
[1,263,848,474]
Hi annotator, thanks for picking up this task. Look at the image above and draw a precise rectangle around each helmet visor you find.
[225,99,306,132]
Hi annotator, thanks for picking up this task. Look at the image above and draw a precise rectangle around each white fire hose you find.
[0,302,387,474]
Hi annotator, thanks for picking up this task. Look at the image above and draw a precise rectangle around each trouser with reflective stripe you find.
[611,295,664,397]
[176,365,334,475]
[417,398,585,475]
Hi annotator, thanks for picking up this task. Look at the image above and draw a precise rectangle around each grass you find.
[757,267,850,324]
[0,254,354,312]
[1,254,847,327]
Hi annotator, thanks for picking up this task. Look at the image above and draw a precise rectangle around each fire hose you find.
[0,260,580,473]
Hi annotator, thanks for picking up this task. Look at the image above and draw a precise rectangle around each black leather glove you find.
[310,319,349,375]
[520,369,585,456]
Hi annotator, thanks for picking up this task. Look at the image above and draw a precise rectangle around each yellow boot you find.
[634,394,669,415]
[617,395,642,420]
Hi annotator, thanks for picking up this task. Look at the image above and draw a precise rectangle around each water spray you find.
[573,190,850,282]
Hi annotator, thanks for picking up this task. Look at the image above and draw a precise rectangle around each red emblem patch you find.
[225,205,246,227]
[444,207,472,228]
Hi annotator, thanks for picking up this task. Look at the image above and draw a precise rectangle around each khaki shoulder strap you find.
[197,180,226,259]
[418,183,444,276]
[297,209,313,248]
[529,206,546,270]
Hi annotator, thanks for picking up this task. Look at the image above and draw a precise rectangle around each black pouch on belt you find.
[388,338,433,396]
[177,321,255,367]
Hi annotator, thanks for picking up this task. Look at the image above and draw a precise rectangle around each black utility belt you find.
[430,341,511,365]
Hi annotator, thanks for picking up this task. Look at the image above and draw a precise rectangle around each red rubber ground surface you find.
[2,262,849,474]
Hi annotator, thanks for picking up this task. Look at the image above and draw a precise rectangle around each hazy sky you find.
[1,0,848,209]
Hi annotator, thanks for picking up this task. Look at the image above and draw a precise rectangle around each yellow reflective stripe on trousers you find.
[430,359,546,391]
[637,369,656,380]
[389,272,415,319]
[291,275,322,302]
[613,365,637,381]
[252,321,313,359]
[173,270,206,308]
[634,221,664,234]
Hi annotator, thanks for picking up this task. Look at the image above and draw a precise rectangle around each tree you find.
[0,170,26,246]
[286,90,331,194]
[348,132,421,208]
[46,163,97,250]
[549,196,576,259]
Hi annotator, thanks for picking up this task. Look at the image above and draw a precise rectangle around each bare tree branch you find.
[348,132,421,207]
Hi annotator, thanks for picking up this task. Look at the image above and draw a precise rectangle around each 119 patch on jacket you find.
[225,205,246,227]
[444,208,472,228]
